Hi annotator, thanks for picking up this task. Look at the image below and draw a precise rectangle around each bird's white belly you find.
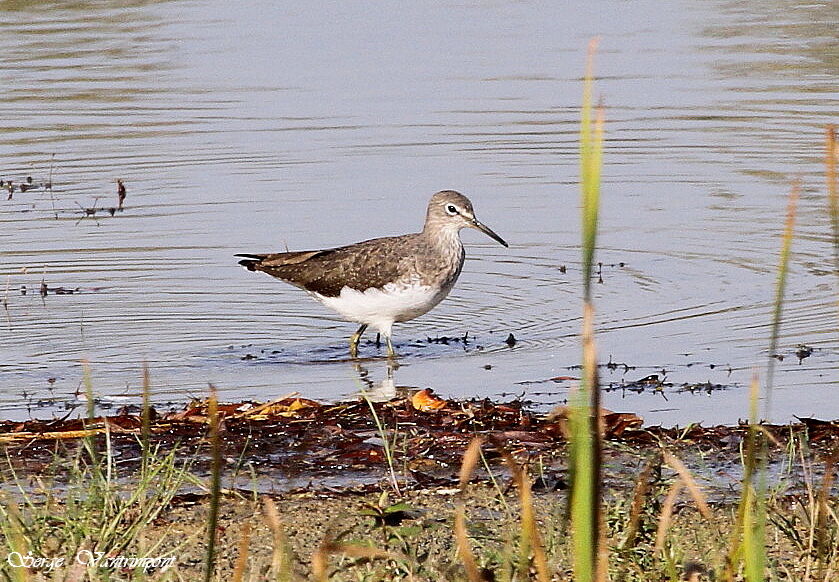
[313,281,450,332]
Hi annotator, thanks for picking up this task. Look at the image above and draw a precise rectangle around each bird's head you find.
[425,190,508,247]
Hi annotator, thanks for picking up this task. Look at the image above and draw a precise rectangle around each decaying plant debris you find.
[1,393,836,492]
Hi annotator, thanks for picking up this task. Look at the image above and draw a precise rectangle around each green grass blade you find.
[826,125,838,274]
[569,384,596,582]
[738,182,799,581]
[741,374,766,582]
[569,37,605,582]
[580,39,604,302]
[766,182,799,413]
[142,361,152,474]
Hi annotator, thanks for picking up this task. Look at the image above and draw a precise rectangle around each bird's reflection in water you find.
[350,359,413,402]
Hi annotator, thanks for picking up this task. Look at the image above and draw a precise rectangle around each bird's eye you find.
[445,204,458,215]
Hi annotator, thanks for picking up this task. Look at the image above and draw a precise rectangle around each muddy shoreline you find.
[1,394,837,579]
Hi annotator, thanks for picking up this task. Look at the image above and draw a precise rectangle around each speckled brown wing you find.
[236,235,423,297]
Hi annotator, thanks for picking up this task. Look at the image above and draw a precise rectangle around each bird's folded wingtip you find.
[235,253,264,271]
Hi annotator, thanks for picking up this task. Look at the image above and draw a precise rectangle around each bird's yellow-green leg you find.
[349,324,368,358]
[385,334,396,359]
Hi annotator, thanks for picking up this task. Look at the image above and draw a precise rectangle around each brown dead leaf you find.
[602,411,644,437]
[411,388,448,412]
[234,394,321,420]
[544,406,643,439]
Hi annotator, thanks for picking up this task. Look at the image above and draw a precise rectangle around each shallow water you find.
[1,0,836,425]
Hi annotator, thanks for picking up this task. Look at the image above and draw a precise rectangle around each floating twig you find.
[48,154,57,219]
[117,178,126,210]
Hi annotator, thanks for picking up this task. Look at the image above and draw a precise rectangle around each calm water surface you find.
[1,1,837,425]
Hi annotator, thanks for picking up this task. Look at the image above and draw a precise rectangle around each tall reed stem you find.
[203,388,222,582]
[570,36,606,582]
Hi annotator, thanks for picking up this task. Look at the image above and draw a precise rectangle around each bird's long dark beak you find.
[471,218,508,248]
